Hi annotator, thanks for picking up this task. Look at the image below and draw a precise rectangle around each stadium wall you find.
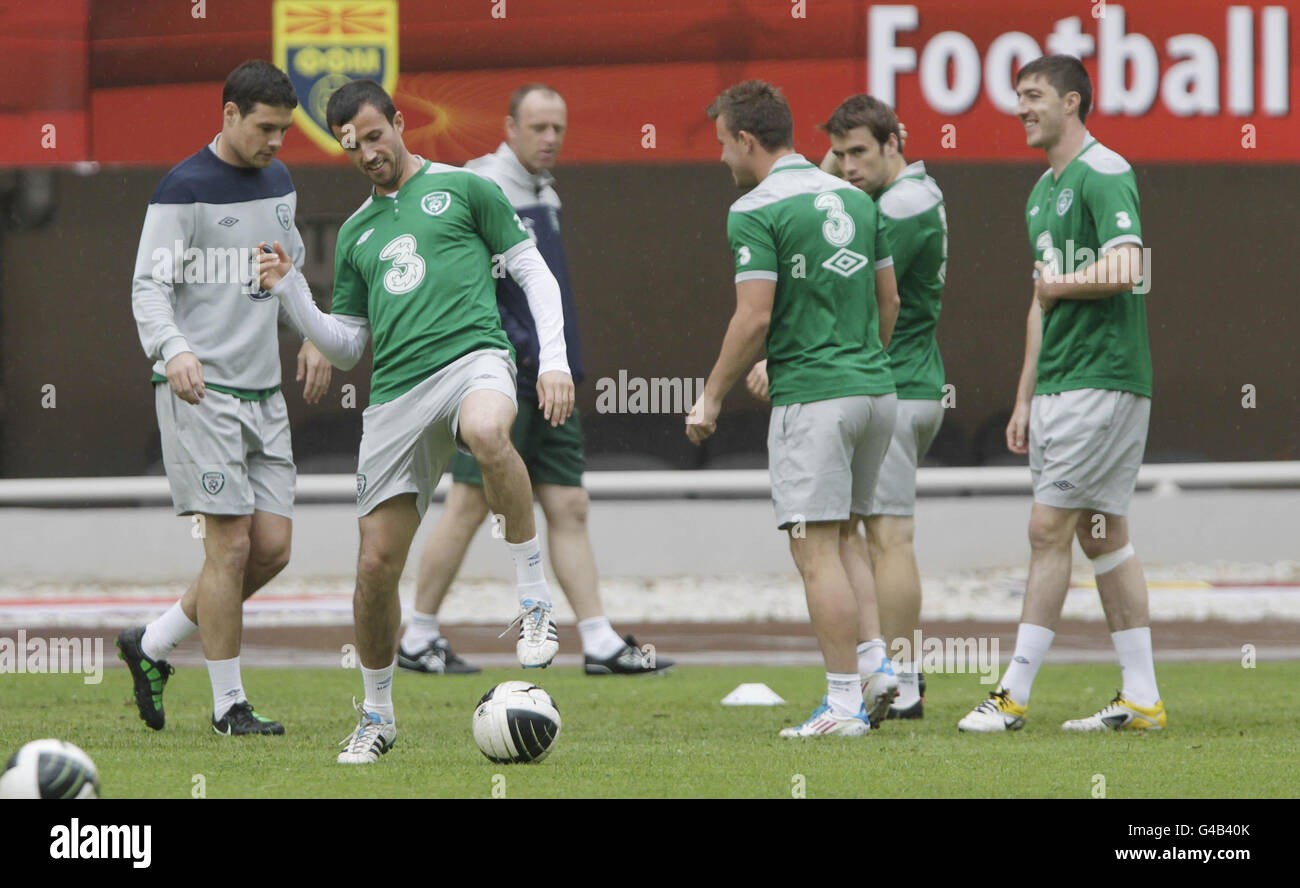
[2,489,1297,584]
[2,163,1296,479]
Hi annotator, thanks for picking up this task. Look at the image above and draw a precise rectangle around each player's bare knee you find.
[356,547,400,591]
[204,528,252,576]
[446,483,491,527]
[1027,514,1074,551]
[543,487,588,530]
[463,421,513,469]
[868,515,914,551]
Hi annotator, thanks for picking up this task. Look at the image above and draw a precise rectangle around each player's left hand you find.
[297,340,332,404]
[536,370,574,427]
[685,393,720,445]
[1034,261,1058,314]
[257,241,294,290]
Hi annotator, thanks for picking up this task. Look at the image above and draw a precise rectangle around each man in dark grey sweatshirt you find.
[118,60,331,737]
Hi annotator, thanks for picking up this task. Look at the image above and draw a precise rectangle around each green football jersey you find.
[1026,136,1150,397]
[331,159,531,404]
[728,153,896,407]
[876,160,947,400]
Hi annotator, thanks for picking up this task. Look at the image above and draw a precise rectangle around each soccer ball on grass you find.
[0,739,100,799]
[471,681,561,764]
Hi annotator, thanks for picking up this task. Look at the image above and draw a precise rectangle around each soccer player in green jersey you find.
[258,80,575,763]
[824,95,946,719]
[751,95,948,719]
[958,55,1165,733]
[686,80,903,737]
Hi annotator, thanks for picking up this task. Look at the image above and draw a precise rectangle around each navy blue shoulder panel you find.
[150,148,295,205]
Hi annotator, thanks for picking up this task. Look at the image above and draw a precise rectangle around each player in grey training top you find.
[118,61,331,738]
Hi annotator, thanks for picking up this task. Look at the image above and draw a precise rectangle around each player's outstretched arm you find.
[686,279,773,445]
[258,241,370,371]
[505,243,573,426]
[1006,297,1042,455]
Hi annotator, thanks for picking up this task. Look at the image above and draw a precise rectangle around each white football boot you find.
[508,599,559,668]
[779,698,872,737]
[337,698,396,764]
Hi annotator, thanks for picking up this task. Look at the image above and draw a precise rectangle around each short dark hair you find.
[1016,55,1093,123]
[325,79,397,132]
[509,83,562,119]
[820,94,901,151]
[223,60,297,116]
[706,80,794,152]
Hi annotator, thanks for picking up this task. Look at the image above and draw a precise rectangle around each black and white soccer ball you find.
[0,739,100,799]
[472,681,562,764]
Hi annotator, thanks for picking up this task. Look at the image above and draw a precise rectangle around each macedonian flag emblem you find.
[273,0,399,155]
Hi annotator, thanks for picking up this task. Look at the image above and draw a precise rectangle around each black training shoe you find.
[584,635,674,675]
[886,672,926,720]
[212,701,285,736]
[116,626,174,731]
[397,636,481,674]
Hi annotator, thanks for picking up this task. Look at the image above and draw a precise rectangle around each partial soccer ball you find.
[472,681,562,764]
[0,739,100,799]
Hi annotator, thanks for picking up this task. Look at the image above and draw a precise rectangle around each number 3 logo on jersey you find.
[379,234,426,294]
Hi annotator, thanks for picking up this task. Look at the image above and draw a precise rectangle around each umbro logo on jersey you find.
[218,217,239,227]
[1053,480,1076,490]
[1029,205,1040,216]
[357,228,374,245]
[822,247,868,278]
[421,191,451,216]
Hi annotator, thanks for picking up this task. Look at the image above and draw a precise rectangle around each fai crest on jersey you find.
[1056,188,1074,216]
[276,203,292,230]
[202,472,226,495]
[421,191,452,216]
[273,0,399,156]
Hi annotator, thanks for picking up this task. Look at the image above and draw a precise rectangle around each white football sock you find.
[506,536,550,605]
[827,672,862,718]
[142,601,198,661]
[577,617,626,659]
[894,661,921,707]
[856,638,888,678]
[998,623,1055,706]
[1112,627,1160,708]
[401,611,440,656]
[207,656,246,720]
[362,660,395,723]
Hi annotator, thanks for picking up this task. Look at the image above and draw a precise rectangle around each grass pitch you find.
[7,662,1298,798]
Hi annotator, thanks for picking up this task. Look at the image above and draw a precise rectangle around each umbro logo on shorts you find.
[1053,480,1076,490]
[202,472,226,495]
[218,216,239,227]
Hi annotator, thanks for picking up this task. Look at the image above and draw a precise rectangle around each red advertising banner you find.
[3,0,1296,165]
